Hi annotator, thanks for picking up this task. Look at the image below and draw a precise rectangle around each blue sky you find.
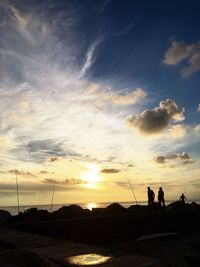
[0,0,199,205]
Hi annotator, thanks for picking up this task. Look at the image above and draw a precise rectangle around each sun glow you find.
[87,203,97,210]
[81,164,101,188]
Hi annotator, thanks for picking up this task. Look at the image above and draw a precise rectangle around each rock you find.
[190,201,200,210]
[91,208,104,216]
[52,206,69,219]
[104,203,125,216]
[53,204,83,218]
[68,204,83,217]
[9,209,51,223]
[127,205,148,213]
[24,207,38,213]
[167,201,189,211]
[0,210,11,223]
[82,208,92,217]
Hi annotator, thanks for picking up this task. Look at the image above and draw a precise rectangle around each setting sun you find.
[81,164,101,188]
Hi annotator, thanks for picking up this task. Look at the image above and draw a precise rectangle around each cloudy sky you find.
[0,0,199,206]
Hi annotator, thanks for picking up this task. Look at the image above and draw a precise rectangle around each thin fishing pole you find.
[15,170,20,215]
[49,168,57,213]
[50,179,56,212]
[127,177,138,205]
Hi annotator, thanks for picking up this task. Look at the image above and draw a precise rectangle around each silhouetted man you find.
[158,187,165,209]
[147,187,155,208]
[180,193,186,204]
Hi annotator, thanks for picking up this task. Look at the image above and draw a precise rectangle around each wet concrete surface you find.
[0,227,199,266]
[0,227,162,267]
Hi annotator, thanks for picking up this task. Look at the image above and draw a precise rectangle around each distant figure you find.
[158,187,165,209]
[180,193,187,204]
[147,187,155,207]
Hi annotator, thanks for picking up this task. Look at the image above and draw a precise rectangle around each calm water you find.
[1,200,199,215]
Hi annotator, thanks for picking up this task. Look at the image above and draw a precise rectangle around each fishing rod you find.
[15,170,20,215]
[127,177,138,205]
[50,179,56,212]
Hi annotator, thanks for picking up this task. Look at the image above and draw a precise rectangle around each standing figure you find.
[147,187,155,208]
[180,193,186,204]
[158,187,165,209]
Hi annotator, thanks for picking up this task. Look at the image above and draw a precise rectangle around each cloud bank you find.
[154,152,195,165]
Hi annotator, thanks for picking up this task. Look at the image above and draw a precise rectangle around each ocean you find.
[1,200,200,215]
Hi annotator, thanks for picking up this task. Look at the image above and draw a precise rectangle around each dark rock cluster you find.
[0,210,11,223]
[2,201,200,224]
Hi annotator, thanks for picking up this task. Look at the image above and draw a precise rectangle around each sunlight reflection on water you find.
[87,203,97,211]
[66,253,111,265]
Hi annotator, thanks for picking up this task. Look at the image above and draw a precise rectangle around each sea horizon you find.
[1,199,200,216]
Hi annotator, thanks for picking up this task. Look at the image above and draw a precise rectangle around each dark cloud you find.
[166,152,191,161]
[126,99,185,135]
[101,168,121,174]
[177,152,190,160]
[182,159,196,165]
[48,157,59,162]
[41,178,84,185]
[153,156,166,164]
[127,164,134,167]
[10,139,82,163]
[26,139,65,156]
[8,169,35,177]
[40,170,48,174]
[154,152,195,165]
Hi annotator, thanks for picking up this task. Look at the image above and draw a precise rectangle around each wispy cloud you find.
[110,22,135,38]
[85,85,147,106]
[8,169,35,177]
[79,40,102,78]
[41,178,85,185]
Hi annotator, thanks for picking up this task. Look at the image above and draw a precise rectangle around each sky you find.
[0,0,199,207]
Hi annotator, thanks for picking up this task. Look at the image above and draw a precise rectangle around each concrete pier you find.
[0,227,162,267]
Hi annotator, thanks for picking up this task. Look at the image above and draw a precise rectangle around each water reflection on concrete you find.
[66,253,111,265]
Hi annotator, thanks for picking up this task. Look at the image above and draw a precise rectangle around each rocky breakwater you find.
[3,201,200,246]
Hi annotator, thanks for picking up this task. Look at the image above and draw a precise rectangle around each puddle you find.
[66,253,111,265]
